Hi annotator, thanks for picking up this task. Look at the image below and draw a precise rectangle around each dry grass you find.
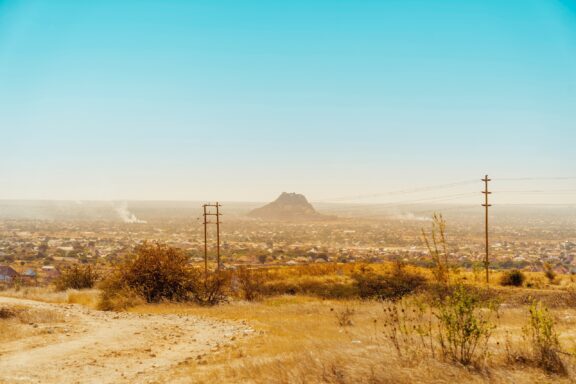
[3,261,576,383]
[127,294,576,384]
[0,304,65,344]
[0,287,70,303]
[0,287,100,308]
[66,289,101,308]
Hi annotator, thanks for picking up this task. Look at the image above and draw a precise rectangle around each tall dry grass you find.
[128,293,576,384]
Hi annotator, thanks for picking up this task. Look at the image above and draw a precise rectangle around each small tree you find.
[235,267,266,301]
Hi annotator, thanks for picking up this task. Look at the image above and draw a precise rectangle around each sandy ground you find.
[0,296,252,384]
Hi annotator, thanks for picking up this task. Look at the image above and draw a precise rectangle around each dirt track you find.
[0,296,251,384]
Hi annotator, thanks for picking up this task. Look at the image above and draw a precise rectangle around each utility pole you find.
[202,202,222,274]
[481,175,491,285]
[216,203,221,268]
[203,204,208,277]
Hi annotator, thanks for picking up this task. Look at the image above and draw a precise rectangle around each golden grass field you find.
[3,263,576,383]
[125,294,576,384]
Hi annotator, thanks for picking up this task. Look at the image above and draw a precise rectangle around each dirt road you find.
[0,296,252,384]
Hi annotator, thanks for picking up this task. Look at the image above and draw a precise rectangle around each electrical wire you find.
[319,180,477,202]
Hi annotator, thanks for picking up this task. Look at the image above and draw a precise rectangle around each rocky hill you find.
[248,192,333,221]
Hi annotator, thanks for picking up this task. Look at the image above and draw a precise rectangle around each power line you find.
[317,176,576,204]
[320,192,478,212]
[495,189,576,194]
[497,176,576,181]
[318,180,477,202]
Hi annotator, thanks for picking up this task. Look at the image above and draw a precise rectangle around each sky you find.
[0,0,575,204]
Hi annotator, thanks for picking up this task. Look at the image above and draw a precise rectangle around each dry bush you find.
[353,263,426,301]
[235,267,267,301]
[109,242,195,302]
[421,213,450,286]
[333,306,355,327]
[543,263,557,284]
[261,275,356,299]
[54,264,99,291]
[382,298,436,360]
[0,306,17,319]
[99,242,199,310]
[191,270,231,306]
[500,269,526,287]
[292,263,344,277]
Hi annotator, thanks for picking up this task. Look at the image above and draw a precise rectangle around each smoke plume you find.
[115,203,147,224]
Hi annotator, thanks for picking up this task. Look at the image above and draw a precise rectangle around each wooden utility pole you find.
[202,202,222,274]
[203,204,208,277]
[215,203,221,268]
[481,175,491,285]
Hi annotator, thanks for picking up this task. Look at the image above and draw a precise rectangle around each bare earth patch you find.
[0,296,251,384]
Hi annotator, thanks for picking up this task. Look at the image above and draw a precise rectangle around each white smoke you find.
[394,213,432,222]
[115,202,147,224]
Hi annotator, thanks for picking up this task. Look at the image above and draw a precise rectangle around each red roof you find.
[0,265,18,277]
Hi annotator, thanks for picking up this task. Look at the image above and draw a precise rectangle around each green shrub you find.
[55,264,99,291]
[500,269,526,287]
[523,301,566,375]
[436,285,496,366]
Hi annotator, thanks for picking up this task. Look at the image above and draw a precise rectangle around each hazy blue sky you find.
[1,0,575,203]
